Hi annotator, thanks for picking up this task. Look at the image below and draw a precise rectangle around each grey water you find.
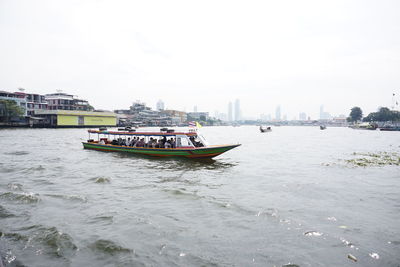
[0,126,399,267]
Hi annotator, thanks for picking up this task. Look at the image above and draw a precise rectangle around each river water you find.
[0,126,399,267]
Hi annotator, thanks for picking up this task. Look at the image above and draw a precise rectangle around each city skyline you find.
[0,0,399,119]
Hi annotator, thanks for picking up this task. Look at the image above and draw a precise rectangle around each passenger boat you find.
[82,128,241,159]
[260,126,272,133]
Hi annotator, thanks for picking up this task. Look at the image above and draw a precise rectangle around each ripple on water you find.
[87,215,114,225]
[7,183,23,191]
[23,165,46,173]
[4,151,30,156]
[89,239,132,255]
[0,205,15,218]
[44,194,88,203]
[0,192,40,204]
[90,177,111,183]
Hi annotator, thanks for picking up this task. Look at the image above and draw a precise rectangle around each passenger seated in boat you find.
[147,137,154,147]
[151,140,157,148]
[170,138,176,148]
[111,139,118,145]
[126,137,131,146]
[164,142,171,148]
[99,139,105,145]
[156,139,163,148]
[136,138,145,147]
[131,137,138,147]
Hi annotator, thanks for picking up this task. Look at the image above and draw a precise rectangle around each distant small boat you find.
[320,125,327,130]
[260,126,272,133]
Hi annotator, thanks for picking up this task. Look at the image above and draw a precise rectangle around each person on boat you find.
[151,140,157,148]
[157,139,163,148]
[171,138,176,148]
[99,139,105,145]
[164,141,171,148]
[139,138,146,147]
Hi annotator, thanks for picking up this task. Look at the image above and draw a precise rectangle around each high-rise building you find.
[194,105,198,112]
[234,99,240,121]
[299,112,307,120]
[228,102,233,121]
[319,105,332,120]
[156,100,165,111]
[275,105,281,120]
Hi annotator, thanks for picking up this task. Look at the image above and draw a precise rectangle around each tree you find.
[0,100,24,122]
[363,107,400,122]
[347,107,363,122]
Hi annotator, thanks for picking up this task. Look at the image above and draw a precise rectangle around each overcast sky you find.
[0,0,399,119]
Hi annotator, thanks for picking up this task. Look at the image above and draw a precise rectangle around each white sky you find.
[0,0,399,119]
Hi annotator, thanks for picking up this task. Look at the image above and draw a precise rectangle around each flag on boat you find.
[188,121,202,128]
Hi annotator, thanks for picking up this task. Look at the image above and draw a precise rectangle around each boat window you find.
[197,134,209,146]
[176,135,194,148]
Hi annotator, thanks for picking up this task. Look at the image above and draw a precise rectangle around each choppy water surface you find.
[0,126,399,266]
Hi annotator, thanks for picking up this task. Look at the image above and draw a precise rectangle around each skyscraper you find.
[275,105,281,120]
[228,102,233,121]
[234,99,240,121]
[156,100,165,111]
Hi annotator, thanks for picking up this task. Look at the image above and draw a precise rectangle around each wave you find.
[1,225,77,259]
[44,194,88,203]
[0,192,40,204]
[89,239,132,255]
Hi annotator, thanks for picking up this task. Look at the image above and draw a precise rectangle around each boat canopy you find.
[88,129,197,137]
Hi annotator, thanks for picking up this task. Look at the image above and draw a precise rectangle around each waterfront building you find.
[234,99,241,121]
[156,100,165,111]
[45,93,92,111]
[162,110,187,124]
[0,90,48,117]
[187,112,209,121]
[115,101,172,126]
[15,91,48,116]
[0,90,27,116]
[34,110,116,127]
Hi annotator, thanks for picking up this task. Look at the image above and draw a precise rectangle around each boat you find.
[82,128,241,159]
[320,125,327,130]
[349,123,377,130]
[379,126,400,131]
[260,126,272,133]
